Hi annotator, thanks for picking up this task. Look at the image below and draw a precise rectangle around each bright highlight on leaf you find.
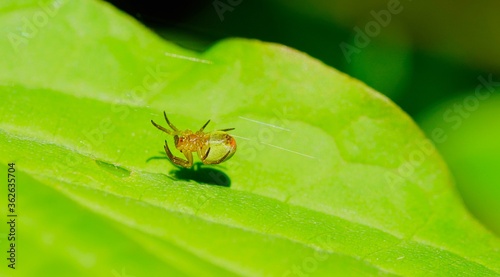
[0,0,499,276]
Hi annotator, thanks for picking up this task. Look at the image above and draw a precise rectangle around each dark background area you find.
[104,0,491,116]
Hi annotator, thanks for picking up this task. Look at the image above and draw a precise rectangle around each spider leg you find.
[217,128,235,132]
[199,119,211,132]
[163,111,179,131]
[151,120,174,135]
[183,151,194,168]
[164,140,192,168]
[199,147,211,161]
[201,149,232,165]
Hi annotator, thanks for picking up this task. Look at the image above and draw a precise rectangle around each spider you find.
[151,112,237,168]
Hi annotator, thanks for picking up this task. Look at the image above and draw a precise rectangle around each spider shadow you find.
[147,154,231,187]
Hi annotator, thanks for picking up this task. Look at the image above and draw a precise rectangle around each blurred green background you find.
[104,0,500,235]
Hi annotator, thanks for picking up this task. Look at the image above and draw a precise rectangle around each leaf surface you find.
[1,0,499,276]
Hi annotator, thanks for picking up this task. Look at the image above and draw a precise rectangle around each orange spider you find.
[151,112,237,168]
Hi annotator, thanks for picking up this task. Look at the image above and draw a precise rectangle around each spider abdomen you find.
[201,131,237,163]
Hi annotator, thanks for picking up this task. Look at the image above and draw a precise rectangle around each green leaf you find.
[1,165,191,277]
[418,92,500,236]
[1,0,499,276]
